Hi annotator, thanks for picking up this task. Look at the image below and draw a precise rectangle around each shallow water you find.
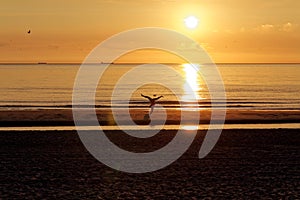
[0,63,299,111]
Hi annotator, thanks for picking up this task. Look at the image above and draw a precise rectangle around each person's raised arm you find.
[153,95,163,100]
[141,94,151,100]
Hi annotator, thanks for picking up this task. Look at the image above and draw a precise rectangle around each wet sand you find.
[1,129,299,199]
[0,109,300,126]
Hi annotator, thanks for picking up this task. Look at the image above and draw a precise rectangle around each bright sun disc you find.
[184,16,199,29]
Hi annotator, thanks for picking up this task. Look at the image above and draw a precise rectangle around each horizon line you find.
[0,62,300,65]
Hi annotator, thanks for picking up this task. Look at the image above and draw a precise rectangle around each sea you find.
[0,63,299,130]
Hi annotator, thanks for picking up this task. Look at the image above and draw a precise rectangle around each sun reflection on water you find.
[181,125,199,131]
[181,63,203,102]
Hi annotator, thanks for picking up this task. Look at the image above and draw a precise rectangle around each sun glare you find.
[184,16,199,29]
[182,125,199,131]
[182,63,201,101]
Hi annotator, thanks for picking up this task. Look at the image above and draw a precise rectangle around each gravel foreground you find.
[1,129,299,199]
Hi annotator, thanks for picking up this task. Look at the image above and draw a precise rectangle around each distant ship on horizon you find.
[100,61,114,64]
[37,62,47,64]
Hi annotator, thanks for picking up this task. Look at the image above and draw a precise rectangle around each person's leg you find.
[149,105,154,115]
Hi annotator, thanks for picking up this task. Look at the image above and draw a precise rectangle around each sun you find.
[184,16,199,29]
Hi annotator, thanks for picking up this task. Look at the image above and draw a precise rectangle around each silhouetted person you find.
[141,94,163,115]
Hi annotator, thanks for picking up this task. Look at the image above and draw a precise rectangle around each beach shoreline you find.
[0,108,299,127]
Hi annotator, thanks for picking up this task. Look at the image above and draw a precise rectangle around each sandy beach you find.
[1,128,299,199]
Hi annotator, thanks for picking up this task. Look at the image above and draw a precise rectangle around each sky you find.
[0,0,299,63]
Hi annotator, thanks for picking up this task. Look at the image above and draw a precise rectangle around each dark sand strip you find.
[0,109,300,127]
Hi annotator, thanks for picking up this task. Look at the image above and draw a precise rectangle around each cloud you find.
[281,22,298,32]
[261,24,274,31]
[254,22,298,33]
[213,22,298,35]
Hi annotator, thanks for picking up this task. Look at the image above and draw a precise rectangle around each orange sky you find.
[0,0,299,63]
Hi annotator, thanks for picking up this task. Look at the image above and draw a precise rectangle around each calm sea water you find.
[0,63,299,111]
